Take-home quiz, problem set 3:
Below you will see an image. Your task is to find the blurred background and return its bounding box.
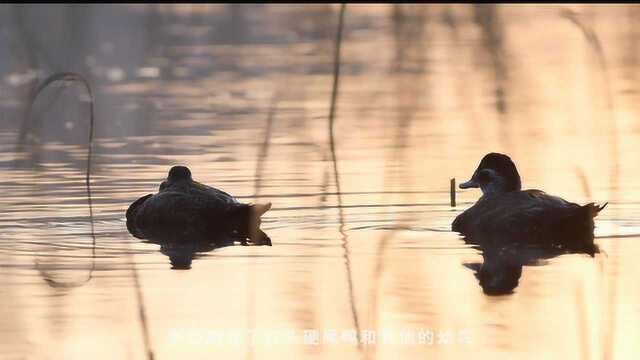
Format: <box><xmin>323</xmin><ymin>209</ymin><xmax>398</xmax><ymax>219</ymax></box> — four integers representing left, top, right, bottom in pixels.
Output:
<box><xmin>0</xmin><ymin>4</ymin><xmax>638</xmax><ymax>359</ymax></box>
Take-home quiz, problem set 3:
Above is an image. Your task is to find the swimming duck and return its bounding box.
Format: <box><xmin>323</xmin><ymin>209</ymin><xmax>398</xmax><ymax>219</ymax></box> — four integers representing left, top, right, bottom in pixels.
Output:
<box><xmin>452</xmin><ymin>153</ymin><xmax>605</xmax><ymax>252</ymax></box>
<box><xmin>126</xmin><ymin>166</ymin><xmax>272</xmax><ymax>245</ymax></box>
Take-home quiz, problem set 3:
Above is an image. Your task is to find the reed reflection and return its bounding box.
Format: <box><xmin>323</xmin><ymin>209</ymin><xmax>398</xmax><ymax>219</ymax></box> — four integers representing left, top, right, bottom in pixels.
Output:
<box><xmin>473</xmin><ymin>4</ymin><xmax>507</xmax><ymax>115</ymax></box>
<box><xmin>23</xmin><ymin>73</ymin><xmax>97</xmax><ymax>289</ymax></box>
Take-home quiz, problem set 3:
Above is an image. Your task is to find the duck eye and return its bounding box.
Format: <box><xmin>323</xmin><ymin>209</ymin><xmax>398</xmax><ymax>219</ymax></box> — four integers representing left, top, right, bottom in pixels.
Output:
<box><xmin>477</xmin><ymin>169</ymin><xmax>492</xmax><ymax>182</ymax></box>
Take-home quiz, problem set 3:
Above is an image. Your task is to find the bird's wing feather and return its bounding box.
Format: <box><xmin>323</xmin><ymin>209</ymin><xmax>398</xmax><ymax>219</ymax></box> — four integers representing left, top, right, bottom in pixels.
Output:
<box><xmin>454</xmin><ymin>190</ymin><xmax>580</xmax><ymax>239</ymax></box>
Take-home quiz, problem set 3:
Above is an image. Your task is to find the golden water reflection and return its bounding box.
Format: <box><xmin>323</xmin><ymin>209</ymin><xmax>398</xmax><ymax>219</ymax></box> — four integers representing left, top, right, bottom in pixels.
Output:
<box><xmin>0</xmin><ymin>4</ymin><xmax>639</xmax><ymax>360</ymax></box>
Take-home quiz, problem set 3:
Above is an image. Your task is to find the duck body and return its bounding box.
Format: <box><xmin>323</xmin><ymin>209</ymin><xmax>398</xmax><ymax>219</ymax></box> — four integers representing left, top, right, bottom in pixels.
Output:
<box><xmin>453</xmin><ymin>189</ymin><xmax>602</xmax><ymax>252</ymax></box>
<box><xmin>126</xmin><ymin>166</ymin><xmax>271</xmax><ymax>245</ymax></box>
<box><xmin>452</xmin><ymin>153</ymin><xmax>605</xmax><ymax>253</ymax></box>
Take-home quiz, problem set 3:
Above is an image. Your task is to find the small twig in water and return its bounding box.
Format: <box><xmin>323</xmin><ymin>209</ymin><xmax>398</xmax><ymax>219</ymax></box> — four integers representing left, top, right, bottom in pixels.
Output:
<box><xmin>450</xmin><ymin>178</ymin><xmax>456</xmax><ymax>207</ymax></box>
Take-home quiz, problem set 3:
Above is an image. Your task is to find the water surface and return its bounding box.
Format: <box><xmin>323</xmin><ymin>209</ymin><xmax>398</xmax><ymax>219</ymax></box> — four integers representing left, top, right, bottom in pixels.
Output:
<box><xmin>0</xmin><ymin>4</ymin><xmax>639</xmax><ymax>359</ymax></box>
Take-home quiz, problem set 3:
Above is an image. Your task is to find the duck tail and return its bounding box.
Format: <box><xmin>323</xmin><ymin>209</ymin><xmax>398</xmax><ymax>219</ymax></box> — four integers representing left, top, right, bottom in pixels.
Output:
<box><xmin>251</xmin><ymin>202</ymin><xmax>272</xmax><ymax>217</ymax></box>
<box><xmin>240</xmin><ymin>202</ymin><xmax>272</xmax><ymax>245</ymax></box>
<box><xmin>585</xmin><ymin>202</ymin><xmax>607</xmax><ymax>218</ymax></box>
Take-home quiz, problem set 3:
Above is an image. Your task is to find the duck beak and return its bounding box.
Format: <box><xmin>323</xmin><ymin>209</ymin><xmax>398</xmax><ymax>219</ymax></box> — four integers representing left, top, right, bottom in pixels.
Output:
<box><xmin>459</xmin><ymin>179</ymin><xmax>479</xmax><ymax>189</ymax></box>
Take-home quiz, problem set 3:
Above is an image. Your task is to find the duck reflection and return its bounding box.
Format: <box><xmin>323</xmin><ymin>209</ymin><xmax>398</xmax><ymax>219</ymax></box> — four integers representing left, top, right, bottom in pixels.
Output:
<box><xmin>144</xmin><ymin>236</ymin><xmax>240</xmax><ymax>270</ymax></box>
<box><xmin>137</xmin><ymin>230</ymin><xmax>270</xmax><ymax>270</ymax></box>
<box><xmin>463</xmin><ymin>234</ymin><xmax>598</xmax><ymax>295</ymax></box>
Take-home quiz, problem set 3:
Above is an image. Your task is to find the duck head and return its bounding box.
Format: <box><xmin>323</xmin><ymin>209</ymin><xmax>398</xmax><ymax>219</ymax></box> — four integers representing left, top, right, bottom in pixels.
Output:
<box><xmin>459</xmin><ymin>153</ymin><xmax>521</xmax><ymax>195</ymax></box>
<box><xmin>167</xmin><ymin>165</ymin><xmax>192</xmax><ymax>182</ymax></box>
<box><xmin>160</xmin><ymin>166</ymin><xmax>193</xmax><ymax>190</ymax></box>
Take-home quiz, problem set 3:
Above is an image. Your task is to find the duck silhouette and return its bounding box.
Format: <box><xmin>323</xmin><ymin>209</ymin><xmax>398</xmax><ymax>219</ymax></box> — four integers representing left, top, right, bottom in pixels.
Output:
<box><xmin>127</xmin><ymin>166</ymin><xmax>272</xmax><ymax>246</ymax></box>
<box><xmin>453</xmin><ymin>153</ymin><xmax>606</xmax><ymax>253</ymax></box>
<box><xmin>453</xmin><ymin>153</ymin><xmax>607</xmax><ymax>295</ymax></box>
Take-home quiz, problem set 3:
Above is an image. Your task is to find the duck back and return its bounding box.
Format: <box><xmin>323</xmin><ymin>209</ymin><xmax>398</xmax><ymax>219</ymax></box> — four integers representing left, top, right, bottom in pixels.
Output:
<box><xmin>453</xmin><ymin>190</ymin><xmax>603</xmax><ymax>252</ymax></box>
<box><xmin>126</xmin><ymin>189</ymin><xmax>249</xmax><ymax>242</ymax></box>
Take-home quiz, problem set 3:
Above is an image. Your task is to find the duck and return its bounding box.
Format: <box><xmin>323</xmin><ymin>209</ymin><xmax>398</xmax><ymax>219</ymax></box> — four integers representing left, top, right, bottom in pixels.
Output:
<box><xmin>126</xmin><ymin>165</ymin><xmax>272</xmax><ymax>245</ymax></box>
<box><xmin>452</xmin><ymin>153</ymin><xmax>605</xmax><ymax>253</ymax></box>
